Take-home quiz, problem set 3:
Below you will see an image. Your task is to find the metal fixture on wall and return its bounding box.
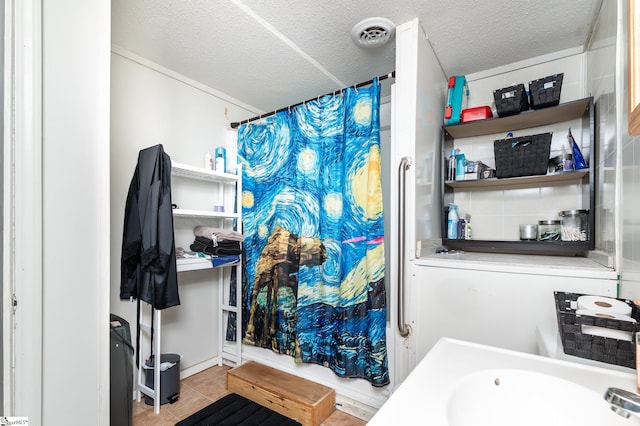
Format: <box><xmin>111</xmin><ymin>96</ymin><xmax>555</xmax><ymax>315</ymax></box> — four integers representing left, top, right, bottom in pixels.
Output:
<box><xmin>397</xmin><ymin>157</ymin><xmax>412</xmax><ymax>338</ymax></box>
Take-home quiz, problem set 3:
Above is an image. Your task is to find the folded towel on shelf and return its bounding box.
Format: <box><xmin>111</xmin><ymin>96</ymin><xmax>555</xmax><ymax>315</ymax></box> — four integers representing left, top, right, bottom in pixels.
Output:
<box><xmin>193</xmin><ymin>226</ymin><xmax>244</xmax><ymax>243</ymax></box>
<box><xmin>211</xmin><ymin>255</ymin><xmax>241</xmax><ymax>268</ymax></box>
<box><xmin>190</xmin><ymin>236</ymin><xmax>242</xmax><ymax>256</ymax></box>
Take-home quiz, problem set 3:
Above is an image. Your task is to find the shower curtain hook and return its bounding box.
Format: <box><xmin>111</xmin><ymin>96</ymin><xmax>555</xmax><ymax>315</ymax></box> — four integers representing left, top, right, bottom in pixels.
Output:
<box><xmin>354</xmin><ymin>84</ymin><xmax>359</xmax><ymax>94</ymax></box>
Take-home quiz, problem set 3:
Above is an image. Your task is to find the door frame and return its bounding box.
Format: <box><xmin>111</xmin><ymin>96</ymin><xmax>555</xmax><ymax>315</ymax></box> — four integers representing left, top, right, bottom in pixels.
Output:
<box><xmin>3</xmin><ymin>0</ymin><xmax>43</xmax><ymax>421</ymax></box>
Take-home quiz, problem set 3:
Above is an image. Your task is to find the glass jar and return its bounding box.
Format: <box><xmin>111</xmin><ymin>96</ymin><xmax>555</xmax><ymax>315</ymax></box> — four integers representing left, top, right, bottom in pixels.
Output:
<box><xmin>538</xmin><ymin>220</ymin><xmax>561</xmax><ymax>241</ymax></box>
<box><xmin>559</xmin><ymin>209</ymin><xmax>588</xmax><ymax>241</ymax></box>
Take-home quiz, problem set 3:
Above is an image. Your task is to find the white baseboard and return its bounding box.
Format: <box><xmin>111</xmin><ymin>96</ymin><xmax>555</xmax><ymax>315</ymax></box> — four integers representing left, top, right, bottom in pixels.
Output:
<box><xmin>179</xmin><ymin>356</ymin><xmax>221</xmax><ymax>380</ymax></box>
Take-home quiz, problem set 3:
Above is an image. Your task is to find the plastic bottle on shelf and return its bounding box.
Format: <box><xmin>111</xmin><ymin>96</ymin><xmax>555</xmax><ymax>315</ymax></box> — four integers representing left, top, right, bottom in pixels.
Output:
<box><xmin>568</xmin><ymin>128</ymin><xmax>587</xmax><ymax>169</ymax></box>
<box><xmin>465</xmin><ymin>214</ymin><xmax>472</xmax><ymax>240</ymax></box>
<box><xmin>205</xmin><ymin>151</ymin><xmax>213</xmax><ymax>170</ymax></box>
<box><xmin>447</xmin><ymin>149</ymin><xmax>457</xmax><ymax>181</ymax></box>
<box><xmin>447</xmin><ymin>203</ymin><xmax>459</xmax><ymax>239</ymax></box>
<box><xmin>215</xmin><ymin>152</ymin><xmax>225</xmax><ymax>172</ymax></box>
<box><xmin>457</xmin><ymin>218</ymin><xmax>466</xmax><ymax>239</ymax></box>
<box><xmin>455</xmin><ymin>152</ymin><xmax>465</xmax><ymax>181</ymax></box>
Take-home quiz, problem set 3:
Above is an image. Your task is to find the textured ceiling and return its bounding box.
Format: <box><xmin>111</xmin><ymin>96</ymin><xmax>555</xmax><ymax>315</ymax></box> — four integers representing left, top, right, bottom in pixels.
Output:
<box><xmin>112</xmin><ymin>0</ymin><xmax>602</xmax><ymax>114</ymax></box>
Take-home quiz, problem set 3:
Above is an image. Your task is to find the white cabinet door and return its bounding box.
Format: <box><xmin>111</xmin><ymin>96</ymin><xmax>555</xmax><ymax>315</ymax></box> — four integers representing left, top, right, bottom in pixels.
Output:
<box><xmin>409</xmin><ymin>264</ymin><xmax>617</xmax><ymax>367</ymax></box>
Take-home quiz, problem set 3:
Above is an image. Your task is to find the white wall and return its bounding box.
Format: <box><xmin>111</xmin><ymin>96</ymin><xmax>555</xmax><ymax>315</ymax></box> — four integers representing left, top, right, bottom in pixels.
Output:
<box><xmin>41</xmin><ymin>0</ymin><xmax>110</xmax><ymax>423</ymax></box>
<box><xmin>110</xmin><ymin>49</ymin><xmax>257</xmax><ymax>373</ymax></box>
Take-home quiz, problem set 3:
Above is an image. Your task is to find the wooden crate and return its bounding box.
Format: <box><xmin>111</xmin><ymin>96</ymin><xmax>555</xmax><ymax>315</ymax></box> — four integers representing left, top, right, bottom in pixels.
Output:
<box><xmin>227</xmin><ymin>361</ymin><xmax>336</xmax><ymax>426</ymax></box>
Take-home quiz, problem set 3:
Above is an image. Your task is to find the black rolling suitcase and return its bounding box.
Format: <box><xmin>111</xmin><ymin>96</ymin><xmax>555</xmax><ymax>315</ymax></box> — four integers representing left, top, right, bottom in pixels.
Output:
<box><xmin>110</xmin><ymin>314</ymin><xmax>134</xmax><ymax>426</ymax></box>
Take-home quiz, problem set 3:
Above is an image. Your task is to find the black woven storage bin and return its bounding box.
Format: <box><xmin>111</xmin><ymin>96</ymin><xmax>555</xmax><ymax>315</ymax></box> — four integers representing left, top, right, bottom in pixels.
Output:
<box><xmin>493</xmin><ymin>132</ymin><xmax>552</xmax><ymax>178</ymax></box>
<box><xmin>529</xmin><ymin>73</ymin><xmax>564</xmax><ymax>109</ymax></box>
<box><xmin>554</xmin><ymin>291</ymin><xmax>640</xmax><ymax>369</ymax></box>
<box><xmin>493</xmin><ymin>83</ymin><xmax>529</xmax><ymax>117</ymax></box>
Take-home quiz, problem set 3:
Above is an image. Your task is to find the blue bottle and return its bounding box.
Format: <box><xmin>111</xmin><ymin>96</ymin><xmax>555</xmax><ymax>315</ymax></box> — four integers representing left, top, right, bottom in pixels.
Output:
<box><xmin>455</xmin><ymin>153</ymin><xmax>466</xmax><ymax>181</ymax></box>
<box><xmin>447</xmin><ymin>203</ymin><xmax>459</xmax><ymax>239</ymax></box>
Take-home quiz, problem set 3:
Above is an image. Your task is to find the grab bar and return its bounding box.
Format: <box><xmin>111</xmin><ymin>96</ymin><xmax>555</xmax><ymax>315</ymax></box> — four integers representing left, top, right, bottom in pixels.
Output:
<box><xmin>397</xmin><ymin>157</ymin><xmax>412</xmax><ymax>338</ymax></box>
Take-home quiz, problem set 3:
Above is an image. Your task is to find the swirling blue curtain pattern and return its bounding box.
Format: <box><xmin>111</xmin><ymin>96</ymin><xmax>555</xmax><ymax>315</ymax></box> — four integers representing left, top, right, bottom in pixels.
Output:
<box><xmin>238</xmin><ymin>78</ymin><xmax>388</xmax><ymax>387</ymax></box>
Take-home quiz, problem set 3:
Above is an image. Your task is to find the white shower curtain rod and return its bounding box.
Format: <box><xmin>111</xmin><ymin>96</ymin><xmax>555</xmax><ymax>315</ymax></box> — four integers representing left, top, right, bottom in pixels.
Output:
<box><xmin>230</xmin><ymin>71</ymin><xmax>395</xmax><ymax>129</ymax></box>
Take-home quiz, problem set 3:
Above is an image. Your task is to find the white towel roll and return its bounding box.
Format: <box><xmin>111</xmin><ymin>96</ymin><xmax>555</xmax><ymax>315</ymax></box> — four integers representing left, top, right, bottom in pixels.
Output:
<box><xmin>575</xmin><ymin>309</ymin><xmax>636</xmax><ymax>323</ymax></box>
<box><xmin>576</xmin><ymin>295</ymin><xmax>632</xmax><ymax>316</ymax></box>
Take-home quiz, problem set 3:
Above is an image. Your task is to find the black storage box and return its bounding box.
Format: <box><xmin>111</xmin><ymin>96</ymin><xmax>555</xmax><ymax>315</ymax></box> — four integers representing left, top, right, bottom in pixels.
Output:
<box><xmin>529</xmin><ymin>73</ymin><xmax>564</xmax><ymax>109</ymax></box>
<box><xmin>144</xmin><ymin>353</ymin><xmax>181</xmax><ymax>405</ymax></box>
<box><xmin>554</xmin><ymin>291</ymin><xmax>640</xmax><ymax>369</ymax></box>
<box><xmin>493</xmin><ymin>83</ymin><xmax>529</xmax><ymax>117</ymax></box>
<box><xmin>493</xmin><ymin>132</ymin><xmax>552</xmax><ymax>178</ymax></box>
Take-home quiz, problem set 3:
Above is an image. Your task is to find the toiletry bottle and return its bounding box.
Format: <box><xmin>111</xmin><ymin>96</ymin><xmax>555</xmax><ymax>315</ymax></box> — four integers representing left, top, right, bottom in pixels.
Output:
<box><xmin>568</xmin><ymin>128</ymin><xmax>587</xmax><ymax>169</ymax></box>
<box><xmin>455</xmin><ymin>152</ymin><xmax>466</xmax><ymax>181</ymax></box>
<box><xmin>205</xmin><ymin>151</ymin><xmax>213</xmax><ymax>170</ymax></box>
<box><xmin>447</xmin><ymin>203</ymin><xmax>459</xmax><ymax>239</ymax></box>
<box><xmin>447</xmin><ymin>149</ymin><xmax>457</xmax><ymax>181</ymax></box>
<box><xmin>215</xmin><ymin>152</ymin><xmax>225</xmax><ymax>172</ymax></box>
<box><xmin>465</xmin><ymin>214</ymin><xmax>472</xmax><ymax>240</ymax></box>
<box><xmin>458</xmin><ymin>218</ymin><xmax>466</xmax><ymax>240</ymax></box>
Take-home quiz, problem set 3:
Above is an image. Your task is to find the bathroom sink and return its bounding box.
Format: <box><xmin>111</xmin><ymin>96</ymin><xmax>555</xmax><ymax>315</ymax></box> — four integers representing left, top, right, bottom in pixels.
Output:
<box><xmin>369</xmin><ymin>338</ymin><xmax>638</xmax><ymax>425</ymax></box>
<box><xmin>447</xmin><ymin>369</ymin><xmax>629</xmax><ymax>425</ymax></box>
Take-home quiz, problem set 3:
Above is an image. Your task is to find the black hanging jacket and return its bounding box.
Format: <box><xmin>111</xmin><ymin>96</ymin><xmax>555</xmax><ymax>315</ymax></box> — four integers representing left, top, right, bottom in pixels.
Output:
<box><xmin>120</xmin><ymin>144</ymin><xmax>180</xmax><ymax>309</ymax></box>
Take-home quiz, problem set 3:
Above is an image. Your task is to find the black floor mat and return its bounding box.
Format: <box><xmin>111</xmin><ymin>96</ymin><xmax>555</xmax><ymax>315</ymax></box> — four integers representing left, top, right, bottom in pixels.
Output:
<box><xmin>175</xmin><ymin>393</ymin><xmax>301</xmax><ymax>426</ymax></box>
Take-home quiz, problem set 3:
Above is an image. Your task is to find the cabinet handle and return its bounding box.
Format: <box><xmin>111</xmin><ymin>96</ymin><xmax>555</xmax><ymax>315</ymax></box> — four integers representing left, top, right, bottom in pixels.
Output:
<box><xmin>397</xmin><ymin>157</ymin><xmax>412</xmax><ymax>338</ymax></box>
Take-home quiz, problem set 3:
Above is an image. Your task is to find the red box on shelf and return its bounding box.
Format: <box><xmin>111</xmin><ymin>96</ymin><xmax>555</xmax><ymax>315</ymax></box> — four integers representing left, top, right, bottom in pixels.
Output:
<box><xmin>461</xmin><ymin>106</ymin><xmax>493</xmax><ymax>123</ymax></box>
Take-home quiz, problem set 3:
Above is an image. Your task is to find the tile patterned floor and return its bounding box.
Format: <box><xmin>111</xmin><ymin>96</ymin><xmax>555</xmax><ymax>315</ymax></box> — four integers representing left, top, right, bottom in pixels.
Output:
<box><xmin>132</xmin><ymin>365</ymin><xmax>367</xmax><ymax>425</ymax></box>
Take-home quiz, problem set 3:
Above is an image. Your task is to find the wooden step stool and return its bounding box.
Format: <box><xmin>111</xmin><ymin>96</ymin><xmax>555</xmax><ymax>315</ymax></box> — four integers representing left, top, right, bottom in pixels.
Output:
<box><xmin>227</xmin><ymin>360</ymin><xmax>336</xmax><ymax>426</ymax></box>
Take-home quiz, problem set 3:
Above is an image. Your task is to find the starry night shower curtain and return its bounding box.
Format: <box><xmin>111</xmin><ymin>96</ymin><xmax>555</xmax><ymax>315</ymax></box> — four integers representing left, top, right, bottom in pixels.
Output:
<box><xmin>237</xmin><ymin>79</ymin><xmax>389</xmax><ymax>387</ymax></box>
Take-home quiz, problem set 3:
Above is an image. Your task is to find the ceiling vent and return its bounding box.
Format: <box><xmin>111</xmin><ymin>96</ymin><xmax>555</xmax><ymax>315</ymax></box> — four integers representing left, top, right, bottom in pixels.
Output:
<box><xmin>351</xmin><ymin>17</ymin><xmax>395</xmax><ymax>48</ymax></box>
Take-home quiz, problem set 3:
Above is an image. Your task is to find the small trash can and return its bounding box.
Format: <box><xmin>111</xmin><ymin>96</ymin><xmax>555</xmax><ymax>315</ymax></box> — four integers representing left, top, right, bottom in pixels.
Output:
<box><xmin>143</xmin><ymin>353</ymin><xmax>181</xmax><ymax>405</ymax></box>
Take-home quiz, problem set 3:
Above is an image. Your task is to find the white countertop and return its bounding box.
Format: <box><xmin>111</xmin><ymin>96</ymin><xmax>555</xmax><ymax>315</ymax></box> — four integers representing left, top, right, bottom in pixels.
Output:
<box><xmin>368</xmin><ymin>337</ymin><xmax>635</xmax><ymax>426</ymax></box>
<box><xmin>414</xmin><ymin>251</ymin><xmax>617</xmax><ymax>280</ymax></box>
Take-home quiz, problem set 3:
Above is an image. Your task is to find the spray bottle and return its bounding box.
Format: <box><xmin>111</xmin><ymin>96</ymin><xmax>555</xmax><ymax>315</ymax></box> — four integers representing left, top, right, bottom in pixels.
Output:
<box><xmin>447</xmin><ymin>203</ymin><xmax>459</xmax><ymax>239</ymax></box>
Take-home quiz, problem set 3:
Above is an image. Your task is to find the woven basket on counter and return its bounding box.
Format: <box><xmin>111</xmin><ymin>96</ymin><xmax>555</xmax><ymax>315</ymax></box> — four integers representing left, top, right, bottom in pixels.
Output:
<box><xmin>554</xmin><ymin>291</ymin><xmax>640</xmax><ymax>369</ymax></box>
